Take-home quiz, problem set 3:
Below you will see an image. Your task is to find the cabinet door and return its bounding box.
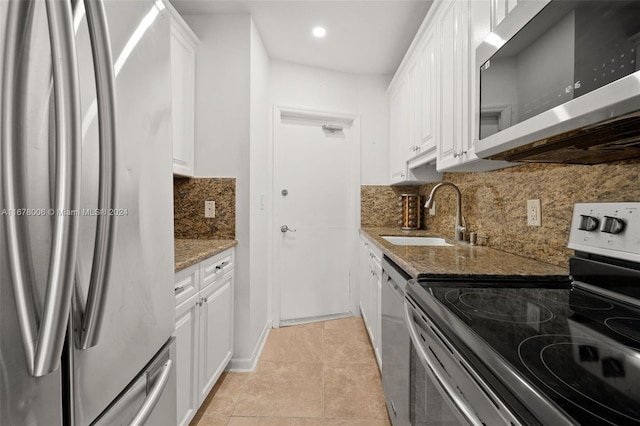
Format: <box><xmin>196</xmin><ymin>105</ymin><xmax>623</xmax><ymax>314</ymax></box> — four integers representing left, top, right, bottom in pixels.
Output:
<box><xmin>491</xmin><ymin>0</ymin><xmax>519</xmax><ymax>30</ymax></box>
<box><xmin>389</xmin><ymin>79</ymin><xmax>408</xmax><ymax>183</ymax></box>
<box><xmin>198</xmin><ymin>272</ymin><xmax>234</xmax><ymax>404</ymax></box>
<box><xmin>372</xmin><ymin>260</ymin><xmax>382</xmax><ymax>370</ymax></box>
<box><xmin>170</xmin><ymin>12</ymin><xmax>198</xmax><ymax>177</ymax></box>
<box><xmin>406</xmin><ymin>58</ymin><xmax>421</xmax><ymax>159</ymax></box>
<box><xmin>436</xmin><ymin>0</ymin><xmax>469</xmax><ymax>170</ymax></box>
<box><xmin>419</xmin><ymin>30</ymin><xmax>438</xmax><ymax>155</ymax></box>
<box><xmin>492</xmin><ymin>0</ymin><xmax>507</xmax><ymax>29</ymax></box>
<box><xmin>175</xmin><ymin>294</ymin><xmax>200</xmax><ymax>426</ymax></box>
<box><xmin>437</xmin><ymin>0</ymin><xmax>514</xmax><ymax>172</ymax></box>
<box><xmin>359</xmin><ymin>238</ymin><xmax>372</xmax><ymax>330</ymax></box>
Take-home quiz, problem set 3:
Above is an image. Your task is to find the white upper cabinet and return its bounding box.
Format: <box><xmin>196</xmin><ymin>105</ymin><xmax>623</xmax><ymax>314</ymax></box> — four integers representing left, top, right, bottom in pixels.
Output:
<box><xmin>435</xmin><ymin>0</ymin><xmax>514</xmax><ymax>172</ymax></box>
<box><xmin>389</xmin><ymin>0</ymin><xmax>514</xmax><ymax>176</ymax></box>
<box><xmin>389</xmin><ymin>79</ymin><xmax>409</xmax><ymax>184</ymax></box>
<box><xmin>405</xmin><ymin>58</ymin><xmax>420</xmax><ymax>159</ymax></box>
<box><xmin>436</xmin><ymin>0</ymin><xmax>468</xmax><ymax>171</ymax></box>
<box><xmin>166</xmin><ymin>1</ymin><xmax>199</xmax><ymax>177</ymax></box>
<box><xmin>491</xmin><ymin>0</ymin><xmax>519</xmax><ymax>30</ymax></box>
<box><xmin>387</xmin><ymin>14</ymin><xmax>443</xmax><ymax>185</ymax></box>
<box><xmin>418</xmin><ymin>30</ymin><xmax>438</xmax><ymax>158</ymax></box>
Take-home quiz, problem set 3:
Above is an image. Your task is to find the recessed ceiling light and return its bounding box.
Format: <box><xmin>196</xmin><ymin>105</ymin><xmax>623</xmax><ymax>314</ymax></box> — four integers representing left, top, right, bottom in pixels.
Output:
<box><xmin>312</xmin><ymin>26</ymin><xmax>326</xmax><ymax>38</ymax></box>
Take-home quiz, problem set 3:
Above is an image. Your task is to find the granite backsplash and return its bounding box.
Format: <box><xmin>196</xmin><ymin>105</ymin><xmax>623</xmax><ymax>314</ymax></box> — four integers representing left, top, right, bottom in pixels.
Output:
<box><xmin>174</xmin><ymin>177</ymin><xmax>236</xmax><ymax>239</ymax></box>
<box><xmin>362</xmin><ymin>159</ymin><xmax>640</xmax><ymax>268</ymax></box>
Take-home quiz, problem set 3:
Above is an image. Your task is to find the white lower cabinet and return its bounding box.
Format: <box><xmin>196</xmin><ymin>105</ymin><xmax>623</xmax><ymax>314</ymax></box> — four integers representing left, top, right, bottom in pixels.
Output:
<box><xmin>359</xmin><ymin>238</ymin><xmax>372</xmax><ymax>328</ymax></box>
<box><xmin>198</xmin><ymin>272</ymin><xmax>234</xmax><ymax>404</ymax></box>
<box><xmin>174</xmin><ymin>248</ymin><xmax>235</xmax><ymax>426</ymax></box>
<box><xmin>371</xmin><ymin>257</ymin><xmax>382</xmax><ymax>368</ymax></box>
<box><xmin>175</xmin><ymin>293</ymin><xmax>199</xmax><ymax>426</ymax></box>
<box><xmin>358</xmin><ymin>234</ymin><xmax>382</xmax><ymax>370</ymax></box>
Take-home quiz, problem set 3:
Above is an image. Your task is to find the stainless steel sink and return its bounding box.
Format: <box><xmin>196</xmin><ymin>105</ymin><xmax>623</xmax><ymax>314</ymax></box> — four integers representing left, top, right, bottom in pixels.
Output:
<box><xmin>381</xmin><ymin>236</ymin><xmax>453</xmax><ymax>246</ymax></box>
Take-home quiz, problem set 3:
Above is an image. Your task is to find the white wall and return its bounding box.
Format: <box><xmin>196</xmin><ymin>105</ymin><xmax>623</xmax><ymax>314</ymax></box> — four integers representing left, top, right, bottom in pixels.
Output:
<box><xmin>248</xmin><ymin>18</ymin><xmax>270</xmax><ymax>360</ymax></box>
<box><xmin>269</xmin><ymin>61</ymin><xmax>391</xmax><ymax>185</ymax></box>
<box><xmin>186</xmin><ymin>14</ymin><xmax>270</xmax><ymax>368</ymax></box>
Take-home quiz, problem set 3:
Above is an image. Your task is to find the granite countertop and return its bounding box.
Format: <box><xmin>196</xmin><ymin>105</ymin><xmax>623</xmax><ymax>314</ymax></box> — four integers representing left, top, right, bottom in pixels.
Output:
<box><xmin>175</xmin><ymin>239</ymin><xmax>237</xmax><ymax>272</ymax></box>
<box><xmin>361</xmin><ymin>228</ymin><xmax>568</xmax><ymax>280</ymax></box>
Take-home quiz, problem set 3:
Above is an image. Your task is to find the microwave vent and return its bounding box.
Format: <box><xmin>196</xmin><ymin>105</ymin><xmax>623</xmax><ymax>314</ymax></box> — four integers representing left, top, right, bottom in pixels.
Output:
<box><xmin>486</xmin><ymin>111</ymin><xmax>640</xmax><ymax>165</ymax></box>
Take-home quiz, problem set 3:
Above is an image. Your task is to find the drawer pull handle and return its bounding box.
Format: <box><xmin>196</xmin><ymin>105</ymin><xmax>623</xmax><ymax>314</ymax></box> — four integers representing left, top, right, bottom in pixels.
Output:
<box><xmin>215</xmin><ymin>261</ymin><xmax>229</xmax><ymax>271</ymax></box>
<box><xmin>174</xmin><ymin>286</ymin><xmax>186</xmax><ymax>295</ymax></box>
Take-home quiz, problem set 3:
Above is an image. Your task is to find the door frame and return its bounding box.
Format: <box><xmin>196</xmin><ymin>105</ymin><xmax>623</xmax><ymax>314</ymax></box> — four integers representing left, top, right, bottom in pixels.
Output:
<box><xmin>269</xmin><ymin>105</ymin><xmax>361</xmax><ymax>328</ymax></box>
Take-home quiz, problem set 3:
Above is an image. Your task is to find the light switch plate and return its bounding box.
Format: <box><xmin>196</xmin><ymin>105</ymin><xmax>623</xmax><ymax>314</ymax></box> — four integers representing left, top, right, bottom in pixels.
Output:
<box><xmin>205</xmin><ymin>201</ymin><xmax>215</xmax><ymax>218</ymax></box>
<box><xmin>527</xmin><ymin>199</ymin><xmax>541</xmax><ymax>226</ymax></box>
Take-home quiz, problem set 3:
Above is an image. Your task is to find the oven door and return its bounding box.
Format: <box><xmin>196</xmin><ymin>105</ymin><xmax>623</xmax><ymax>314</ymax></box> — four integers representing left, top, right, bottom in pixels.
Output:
<box><xmin>405</xmin><ymin>297</ymin><xmax>523</xmax><ymax>426</ymax></box>
<box><xmin>408</xmin><ymin>340</ymin><xmax>462</xmax><ymax>425</ymax></box>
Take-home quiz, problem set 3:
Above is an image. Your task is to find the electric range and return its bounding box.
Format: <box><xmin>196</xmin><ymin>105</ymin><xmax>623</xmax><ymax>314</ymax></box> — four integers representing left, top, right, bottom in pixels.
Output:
<box><xmin>406</xmin><ymin>202</ymin><xmax>640</xmax><ymax>425</ymax></box>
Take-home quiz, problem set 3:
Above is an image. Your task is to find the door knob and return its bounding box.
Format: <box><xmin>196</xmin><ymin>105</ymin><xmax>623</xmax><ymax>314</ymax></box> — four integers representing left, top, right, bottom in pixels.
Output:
<box><xmin>281</xmin><ymin>225</ymin><xmax>296</xmax><ymax>233</ymax></box>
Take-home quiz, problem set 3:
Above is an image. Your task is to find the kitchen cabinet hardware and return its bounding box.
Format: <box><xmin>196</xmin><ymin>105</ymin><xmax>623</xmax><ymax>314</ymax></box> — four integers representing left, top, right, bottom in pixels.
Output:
<box><xmin>175</xmin><ymin>286</ymin><xmax>186</xmax><ymax>295</ymax></box>
<box><xmin>214</xmin><ymin>261</ymin><xmax>228</xmax><ymax>271</ymax></box>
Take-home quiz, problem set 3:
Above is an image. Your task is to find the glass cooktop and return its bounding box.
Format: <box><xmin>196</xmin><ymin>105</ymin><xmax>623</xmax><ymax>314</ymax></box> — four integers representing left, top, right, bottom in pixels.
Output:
<box><xmin>408</xmin><ymin>281</ymin><xmax>640</xmax><ymax>425</ymax></box>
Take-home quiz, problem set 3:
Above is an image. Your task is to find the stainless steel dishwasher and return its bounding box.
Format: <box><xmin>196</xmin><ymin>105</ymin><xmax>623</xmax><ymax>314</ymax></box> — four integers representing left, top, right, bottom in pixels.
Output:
<box><xmin>383</xmin><ymin>256</ymin><xmax>464</xmax><ymax>426</ymax></box>
<box><xmin>381</xmin><ymin>256</ymin><xmax>411</xmax><ymax>425</ymax></box>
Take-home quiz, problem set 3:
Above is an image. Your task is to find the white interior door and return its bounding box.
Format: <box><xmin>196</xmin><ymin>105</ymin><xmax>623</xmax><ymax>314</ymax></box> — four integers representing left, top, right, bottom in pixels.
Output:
<box><xmin>277</xmin><ymin>116</ymin><xmax>354</xmax><ymax>323</ymax></box>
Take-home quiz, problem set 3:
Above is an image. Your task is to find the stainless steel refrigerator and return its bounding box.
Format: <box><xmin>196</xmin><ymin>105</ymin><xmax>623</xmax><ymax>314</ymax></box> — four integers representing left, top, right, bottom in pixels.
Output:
<box><xmin>1</xmin><ymin>0</ymin><xmax>176</xmax><ymax>424</ymax></box>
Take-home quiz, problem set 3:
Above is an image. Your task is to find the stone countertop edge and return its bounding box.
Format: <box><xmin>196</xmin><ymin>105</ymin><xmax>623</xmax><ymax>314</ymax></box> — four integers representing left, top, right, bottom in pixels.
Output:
<box><xmin>175</xmin><ymin>239</ymin><xmax>238</xmax><ymax>272</ymax></box>
<box><xmin>360</xmin><ymin>228</ymin><xmax>568</xmax><ymax>280</ymax></box>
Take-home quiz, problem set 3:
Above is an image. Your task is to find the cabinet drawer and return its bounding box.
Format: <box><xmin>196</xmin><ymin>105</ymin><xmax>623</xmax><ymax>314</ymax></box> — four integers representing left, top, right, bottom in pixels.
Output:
<box><xmin>200</xmin><ymin>249</ymin><xmax>234</xmax><ymax>289</ymax></box>
<box><xmin>175</xmin><ymin>264</ymin><xmax>199</xmax><ymax>306</ymax></box>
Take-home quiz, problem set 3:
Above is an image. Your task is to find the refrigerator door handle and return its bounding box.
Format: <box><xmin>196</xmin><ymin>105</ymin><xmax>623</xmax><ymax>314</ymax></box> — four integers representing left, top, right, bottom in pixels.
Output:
<box><xmin>129</xmin><ymin>359</ymin><xmax>174</xmax><ymax>426</ymax></box>
<box><xmin>34</xmin><ymin>0</ymin><xmax>83</xmax><ymax>378</ymax></box>
<box><xmin>76</xmin><ymin>0</ymin><xmax>118</xmax><ymax>350</ymax></box>
<box><xmin>1</xmin><ymin>0</ymin><xmax>82</xmax><ymax>378</ymax></box>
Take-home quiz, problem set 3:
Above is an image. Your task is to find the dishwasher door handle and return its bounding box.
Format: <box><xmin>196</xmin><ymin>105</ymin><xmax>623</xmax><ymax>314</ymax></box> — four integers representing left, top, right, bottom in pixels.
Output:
<box><xmin>404</xmin><ymin>301</ymin><xmax>485</xmax><ymax>426</ymax></box>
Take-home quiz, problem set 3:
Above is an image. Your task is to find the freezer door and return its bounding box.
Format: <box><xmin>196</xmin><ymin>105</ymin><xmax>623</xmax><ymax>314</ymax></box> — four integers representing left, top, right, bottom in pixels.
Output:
<box><xmin>93</xmin><ymin>338</ymin><xmax>176</xmax><ymax>426</ymax></box>
<box><xmin>70</xmin><ymin>1</ymin><xmax>175</xmax><ymax>424</ymax></box>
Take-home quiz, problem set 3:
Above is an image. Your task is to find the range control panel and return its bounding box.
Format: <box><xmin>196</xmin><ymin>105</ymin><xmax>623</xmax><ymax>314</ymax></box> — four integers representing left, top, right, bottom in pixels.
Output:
<box><xmin>568</xmin><ymin>203</ymin><xmax>640</xmax><ymax>263</ymax></box>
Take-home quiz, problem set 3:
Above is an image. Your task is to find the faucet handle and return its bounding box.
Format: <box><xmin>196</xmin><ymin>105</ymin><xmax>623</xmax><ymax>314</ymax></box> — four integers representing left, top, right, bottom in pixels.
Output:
<box><xmin>457</xmin><ymin>216</ymin><xmax>468</xmax><ymax>241</ymax></box>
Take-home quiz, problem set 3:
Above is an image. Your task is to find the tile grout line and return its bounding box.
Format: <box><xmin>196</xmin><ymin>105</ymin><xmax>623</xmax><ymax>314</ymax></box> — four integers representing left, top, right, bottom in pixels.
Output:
<box><xmin>229</xmin><ymin>370</ymin><xmax>252</xmax><ymax>420</ymax></box>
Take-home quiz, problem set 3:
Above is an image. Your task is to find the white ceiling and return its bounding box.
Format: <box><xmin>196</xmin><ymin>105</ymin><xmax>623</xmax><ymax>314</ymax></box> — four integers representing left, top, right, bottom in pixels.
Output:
<box><xmin>171</xmin><ymin>0</ymin><xmax>433</xmax><ymax>75</ymax></box>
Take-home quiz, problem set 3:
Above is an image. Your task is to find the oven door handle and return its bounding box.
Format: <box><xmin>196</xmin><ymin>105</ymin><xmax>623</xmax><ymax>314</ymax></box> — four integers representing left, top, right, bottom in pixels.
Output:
<box><xmin>404</xmin><ymin>300</ymin><xmax>484</xmax><ymax>426</ymax></box>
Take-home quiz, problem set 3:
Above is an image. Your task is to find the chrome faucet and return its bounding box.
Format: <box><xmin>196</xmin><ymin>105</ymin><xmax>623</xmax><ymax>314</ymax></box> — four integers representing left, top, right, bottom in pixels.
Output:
<box><xmin>424</xmin><ymin>182</ymin><xmax>466</xmax><ymax>241</ymax></box>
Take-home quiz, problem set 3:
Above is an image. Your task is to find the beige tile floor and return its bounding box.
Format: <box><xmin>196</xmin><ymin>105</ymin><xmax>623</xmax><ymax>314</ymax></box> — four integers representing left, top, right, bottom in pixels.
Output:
<box><xmin>190</xmin><ymin>317</ymin><xmax>391</xmax><ymax>426</ymax></box>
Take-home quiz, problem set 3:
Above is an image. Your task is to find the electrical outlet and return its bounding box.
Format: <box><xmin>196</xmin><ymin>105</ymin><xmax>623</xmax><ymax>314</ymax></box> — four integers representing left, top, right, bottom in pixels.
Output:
<box><xmin>429</xmin><ymin>201</ymin><xmax>436</xmax><ymax>216</ymax></box>
<box><xmin>527</xmin><ymin>199</ymin><xmax>541</xmax><ymax>226</ymax></box>
<box><xmin>205</xmin><ymin>201</ymin><xmax>215</xmax><ymax>218</ymax></box>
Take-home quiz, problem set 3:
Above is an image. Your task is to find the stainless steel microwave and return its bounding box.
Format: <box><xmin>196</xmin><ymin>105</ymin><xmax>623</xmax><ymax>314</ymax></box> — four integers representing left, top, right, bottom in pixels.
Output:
<box><xmin>475</xmin><ymin>0</ymin><xmax>640</xmax><ymax>165</ymax></box>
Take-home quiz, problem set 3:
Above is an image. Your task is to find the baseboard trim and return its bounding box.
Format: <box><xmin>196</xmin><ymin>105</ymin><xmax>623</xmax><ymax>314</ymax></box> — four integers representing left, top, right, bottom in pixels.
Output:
<box><xmin>279</xmin><ymin>311</ymin><xmax>354</xmax><ymax>327</ymax></box>
<box><xmin>227</xmin><ymin>320</ymin><xmax>272</xmax><ymax>372</ymax></box>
